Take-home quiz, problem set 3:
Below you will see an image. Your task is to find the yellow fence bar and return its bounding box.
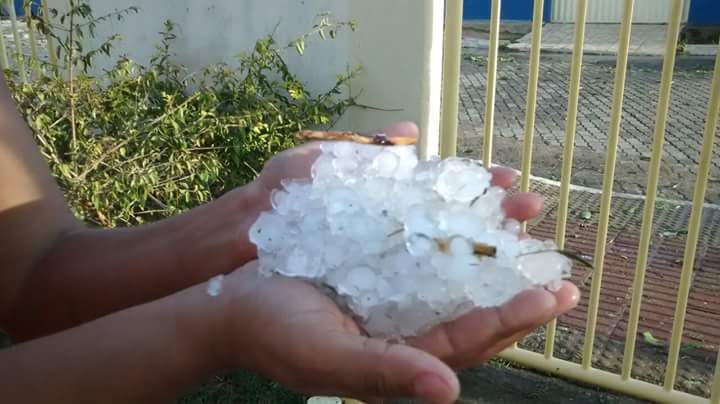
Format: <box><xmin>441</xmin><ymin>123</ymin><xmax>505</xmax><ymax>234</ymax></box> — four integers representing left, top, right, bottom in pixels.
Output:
<box><xmin>42</xmin><ymin>0</ymin><xmax>58</xmax><ymax>75</ymax></box>
<box><xmin>621</xmin><ymin>0</ymin><xmax>685</xmax><ymax>381</ymax></box>
<box><xmin>7</xmin><ymin>0</ymin><xmax>27</xmax><ymax>83</ymax></box>
<box><xmin>519</xmin><ymin>0</ymin><xmax>545</xmax><ymax>202</ymax></box>
<box><xmin>0</xmin><ymin>14</ymin><xmax>8</xmax><ymax>70</ymax></box>
<box><xmin>712</xmin><ymin>349</ymin><xmax>720</xmax><ymax>404</ymax></box>
<box><xmin>548</xmin><ymin>0</ymin><xmax>588</xmax><ymax>360</ymax></box>
<box><xmin>439</xmin><ymin>0</ymin><xmax>464</xmax><ymax>159</ymax></box>
<box><xmin>664</xmin><ymin>41</ymin><xmax>720</xmax><ymax>391</ymax></box>
<box><xmin>581</xmin><ymin>0</ymin><xmax>635</xmax><ymax>370</ymax></box>
<box><xmin>481</xmin><ymin>0</ymin><xmax>501</xmax><ymax>168</ymax></box>
<box><xmin>500</xmin><ymin>348</ymin><xmax>709</xmax><ymax>404</ymax></box>
<box><xmin>26</xmin><ymin>1</ymin><xmax>41</xmax><ymax>78</ymax></box>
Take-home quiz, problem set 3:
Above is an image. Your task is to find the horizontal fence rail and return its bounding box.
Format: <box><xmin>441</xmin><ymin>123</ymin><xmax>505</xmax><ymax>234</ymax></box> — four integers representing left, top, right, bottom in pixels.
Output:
<box><xmin>437</xmin><ymin>0</ymin><xmax>720</xmax><ymax>402</ymax></box>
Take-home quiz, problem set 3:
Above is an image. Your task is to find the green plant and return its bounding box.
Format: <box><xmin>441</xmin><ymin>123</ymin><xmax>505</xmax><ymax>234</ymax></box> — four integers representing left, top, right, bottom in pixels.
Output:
<box><xmin>32</xmin><ymin>0</ymin><xmax>139</xmax><ymax>151</ymax></box>
<box><xmin>676</xmin><ymin>37</ymin><xmax>687</xmax><ymax>54</ymax></box>
<box><xmin>464</xmin><ymin>54</ymin><xmax>487</xmax><ymax>66</ymax></box>
<box><xmin>7</xmin><ymin>3</ymin><xmax>357</xmax><ymax>227</ymax></box>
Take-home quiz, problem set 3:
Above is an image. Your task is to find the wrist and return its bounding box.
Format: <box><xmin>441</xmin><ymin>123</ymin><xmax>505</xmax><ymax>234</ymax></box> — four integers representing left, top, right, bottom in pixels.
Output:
<box><xmin>171</xmin><ymin>281</ymin><xmax>238</xmax><ymax>375</ymax></box>
<box><xmin>216</xmin><ymin>180</ymin><xmax>271</xmax><ymax>264</ymax></box>
<box><xmin>204</xmin><ymin>265</ymin><xmax>264</xmax><ymax>371</ymax></box>
<box><xmin>174</xmin><ymin>181</ymin><xmax>270</xmax><ymax>279</ymax></box>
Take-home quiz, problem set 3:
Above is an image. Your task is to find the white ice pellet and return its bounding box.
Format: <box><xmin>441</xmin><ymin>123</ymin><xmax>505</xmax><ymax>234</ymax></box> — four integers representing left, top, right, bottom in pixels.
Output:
<box><xmin>207</xmin><ymin>274</ymin><xmax>224</xmax><ymax>297</ymax></box>
<box><xmin>449</xmin><ymin>237</ymin><xmax>474</xmax><ymax>256</ymax></box>
<box><xmin>434</xmin><ymin>160</ymin><xmax>492</xmax><ymax>203</ymax></box>
<box><xmin>503</xmin><ymin>219</ymin><xmax>523</xmax><ymax>235</ymax></box>
<box><xmin>406</xmin><ymin>233</ymin><xmax>437</xmax><ymax>257</ymax></box>
<box><xmin>372</xmin><ymin>150</ymin><xmax>400</xmax><ymax>177</ymax></box>
<box><xmin>331</xmin><ymin>141</ymin><xmax>358</xmax><ymax>159</ymax></box>
<box><xmin>250</xmin><ymin>142</ymin><xmax>573</xmax><ymax>338</ymax></box>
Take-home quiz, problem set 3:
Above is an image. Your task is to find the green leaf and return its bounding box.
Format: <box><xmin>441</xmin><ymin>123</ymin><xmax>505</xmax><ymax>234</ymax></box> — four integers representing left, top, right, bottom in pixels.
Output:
<box><xmin>642</xmin><ymin>331</ymin><xmax>664</xmax><ymax>347</ymax></box>
<box><xmin>660</xmin><ymin>229</ymin><xmax>688</xmax><ymax>238</ymax></box>
<box><xmin>680</xmin><ymin>343</ymin><xmax>702</xmax><ymax>353</ymax></box>
<box><xmin>294</xmin><ymin>39</ymin><xmax>305</xmax><ymax>56</ymax></box>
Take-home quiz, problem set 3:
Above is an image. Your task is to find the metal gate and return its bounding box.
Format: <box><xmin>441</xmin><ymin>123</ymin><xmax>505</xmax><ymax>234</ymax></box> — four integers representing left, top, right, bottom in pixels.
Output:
<box><xmin>439</xmin><ymin>0</ymin><xmax>720</xmax><ymax>403</ymax></box>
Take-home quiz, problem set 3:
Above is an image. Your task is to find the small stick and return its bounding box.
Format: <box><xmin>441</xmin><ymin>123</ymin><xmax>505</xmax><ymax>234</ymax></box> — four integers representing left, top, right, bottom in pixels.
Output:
<box><xmin>431</xmin><ymin>233</ymin><xmax>591</xmax><ymax>268</ymax></box>
<box><xmin>519</xmin><ymin>249</ymin><xmax>594</xmax><ymax>269</ymax></box>
<box><xmin>473</xmin><ymin>243</ymin><xmax>498</xmax><ymax>257</ymax></box>
<box><xmin>295</xmin><ymin>130</ymin><xmax>417</xmax><ymax>146</ymax></box>
<box><xmin>430</xmin><ymin>236</ymin><xmax>498</xmax><ymax>258</ymax></box>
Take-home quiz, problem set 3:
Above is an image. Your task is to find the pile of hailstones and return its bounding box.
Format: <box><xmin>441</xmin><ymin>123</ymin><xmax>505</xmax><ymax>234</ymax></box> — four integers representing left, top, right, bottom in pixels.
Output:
<box><xmin>249</xmin><ymin>141</ymin><xmax>572</xmax><ymax>338</ymax></box>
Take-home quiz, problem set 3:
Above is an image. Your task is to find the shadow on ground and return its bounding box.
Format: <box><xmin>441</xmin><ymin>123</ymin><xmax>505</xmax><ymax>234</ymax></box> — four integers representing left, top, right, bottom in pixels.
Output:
<box><xmin>391</xmin><ymin>363</ymin><xmax>649</xmax><ymax>404</ymax></box>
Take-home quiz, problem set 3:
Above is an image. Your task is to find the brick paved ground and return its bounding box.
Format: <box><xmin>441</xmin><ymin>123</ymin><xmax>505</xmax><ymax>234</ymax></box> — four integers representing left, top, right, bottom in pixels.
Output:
<box><xmin>517</xmin><ymin>179</ymin><xmax>720</xmax><ymax>399</ymax></box>
<box><xmin>460</xmin><ymin>51</ymin><xmax>720</xmax><ymax>399</ymax></box>
<box><xmin>459</xmin><ymin>50</ymin><xmax>720</xmax><ymax>204</ymax></box>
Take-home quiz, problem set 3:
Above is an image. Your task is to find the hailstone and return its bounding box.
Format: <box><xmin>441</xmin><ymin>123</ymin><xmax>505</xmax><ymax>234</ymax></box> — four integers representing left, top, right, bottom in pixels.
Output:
<box><xmin>249</xmin><ymin>142</ymin><xmax>572</xmax><ymax>338</ymax></box>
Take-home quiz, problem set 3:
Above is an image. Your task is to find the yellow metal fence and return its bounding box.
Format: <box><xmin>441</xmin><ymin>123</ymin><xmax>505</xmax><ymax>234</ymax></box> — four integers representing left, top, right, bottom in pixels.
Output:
<box><xmin>437</xmin><ymin>0</ymin><xmax>720</xmax><ymax>403</ymax></box>
<box><xmin>0</xmin><ymin>0</ymin><xmax>56</xmax><ymax>80</ymax></box>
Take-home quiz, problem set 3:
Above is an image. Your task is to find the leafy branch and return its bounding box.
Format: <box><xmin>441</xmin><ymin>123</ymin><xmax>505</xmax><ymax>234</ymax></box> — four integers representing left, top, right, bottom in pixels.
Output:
<box><xmin>7</xmin><ymin>10</ymin><xmax>358</xmax><ymax>227</ymax></box>
<box><xmin>288</xmin><ymin>12</ymin><xmax>357</xmax><ymax>56</ymax></box>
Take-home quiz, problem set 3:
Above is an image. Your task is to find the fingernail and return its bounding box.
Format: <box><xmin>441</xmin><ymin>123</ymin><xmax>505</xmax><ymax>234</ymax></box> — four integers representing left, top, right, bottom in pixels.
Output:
<box><xmin>413</xmin><ymin>373</ymin><xmax>449</xmax><ymax>402</ymax></box>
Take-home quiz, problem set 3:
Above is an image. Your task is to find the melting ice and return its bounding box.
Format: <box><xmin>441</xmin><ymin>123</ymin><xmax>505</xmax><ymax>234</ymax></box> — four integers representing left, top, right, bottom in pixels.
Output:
<box><xmin>249</xmin><ymin>142</ymin><xmax>572</xmax><ymax>338</ymax></box>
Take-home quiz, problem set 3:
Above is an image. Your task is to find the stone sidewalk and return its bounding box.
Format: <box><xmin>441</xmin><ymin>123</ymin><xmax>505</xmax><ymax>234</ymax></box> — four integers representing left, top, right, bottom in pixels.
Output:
<box><xmin>459</xmin><ymin>50</ymin><xmax>720</xmax><ymax>204</ymax></box>
<box><xmin>518</xmin><ymin>179</ymin><xmax>720</xmax><ymax>400</ymax></box>
<box><xmin>458</xmin><ymin>48</ymin><xmax>720</xmax><ymax>401</ymax></box>
<box><xmin>507</xmin><ymin>23</ymin><xmax>718</xmax><ymax>57</ymax></box>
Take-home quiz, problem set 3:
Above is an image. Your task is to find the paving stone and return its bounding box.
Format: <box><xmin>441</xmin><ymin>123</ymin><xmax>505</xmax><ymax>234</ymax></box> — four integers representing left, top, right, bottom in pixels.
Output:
<box><xmin>459</xmin><ymin>50</ymin><xmax>719</xmax><ymax>204</ymax></box>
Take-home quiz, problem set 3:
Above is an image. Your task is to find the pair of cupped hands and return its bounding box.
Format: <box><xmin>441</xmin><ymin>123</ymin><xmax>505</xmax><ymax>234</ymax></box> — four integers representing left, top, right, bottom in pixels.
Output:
<box><xmin>218</xmin><ymin>122</ymin><xmax>579</xmax><ymax>403</ymax></box>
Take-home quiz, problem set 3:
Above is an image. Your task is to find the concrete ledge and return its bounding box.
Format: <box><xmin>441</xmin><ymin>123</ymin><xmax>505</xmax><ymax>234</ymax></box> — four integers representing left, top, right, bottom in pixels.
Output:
<box><xmin>686</xmin><ymin>44</ymin><xmax>718</xmax><ymax>56</ymax></box>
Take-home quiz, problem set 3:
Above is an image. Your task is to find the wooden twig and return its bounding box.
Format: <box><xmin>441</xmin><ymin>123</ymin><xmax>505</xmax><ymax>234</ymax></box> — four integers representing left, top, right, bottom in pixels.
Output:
<box><xmin>295</xmin><ymin>130</ymin><xmax>417</xmax><ymax>146</ymax></box>
<box><xmin>412</xmin><ymin>232</ymin><xmax>592</xmax><ymax>269</ymax></box>
<box><xmin>518</xmin><ymin>249</ymin><xmax>594</xmax><ymax>269</ymax></box>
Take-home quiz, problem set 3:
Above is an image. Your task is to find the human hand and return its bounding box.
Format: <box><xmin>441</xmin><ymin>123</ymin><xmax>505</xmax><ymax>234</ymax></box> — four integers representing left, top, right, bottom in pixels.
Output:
<box><xmin>218</xmin><ymin>265</ymin><xmax>578</xmax><ymax>404</ymax></box>
<box><xmin>252</xmin><ymin>122</ymin><xmax>421</xmax><ymax>196</ymax></box>
<box><xmin>215</xmin><ymin>146</ymin><xmax>579</xmax><ymax>402</ymax></box>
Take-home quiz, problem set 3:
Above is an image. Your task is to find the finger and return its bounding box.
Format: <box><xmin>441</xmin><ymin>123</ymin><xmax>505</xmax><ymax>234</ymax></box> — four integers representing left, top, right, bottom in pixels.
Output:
<box><xmin>455</xmin><ymin>283</ymin><xmax>581</xmax><ymax>368</ymax></box>
<box><xmin>312</xmin><ymin>333</ymin><xmax>460</xmax><ymax>403</ymax></box>
<box><xmin>463</xmin><ymin>283</ymin><xmax>580</xmax><ymax>368</ymax></box>
<box><xmin>450</xmin><ymin>328</ymin><xmax>534</xmax><ymax>370</ymax></box>
<box><xmin>381</xmin><ymin>121</ymin><xmax>419</xmax><ymax>139</ymax></box>
<box><xmin>409</xmin><ymin>282</ymin><xmax>579</xmax><ymax>368</ymax></box>
<box><xmin>502</xmin><ymin>192</ymin><xmax>543</xmax><ymax>222</ymax></box>
<box><xmin>489</xmin><ymin>166</ymin><xmax>517</xmax><ymax>189</ymax></box>
<box><xmin>257</xmin><ymin>143</ymin><xmax>323</xmax><ymax>191</ymax></box>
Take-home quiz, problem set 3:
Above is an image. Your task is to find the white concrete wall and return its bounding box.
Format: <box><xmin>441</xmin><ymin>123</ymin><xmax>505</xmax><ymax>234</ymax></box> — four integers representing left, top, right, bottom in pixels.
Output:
<box><xmin>58</xmin><ymin>0</ymin><xmax>442</xmax><ymax>154</ymax></box>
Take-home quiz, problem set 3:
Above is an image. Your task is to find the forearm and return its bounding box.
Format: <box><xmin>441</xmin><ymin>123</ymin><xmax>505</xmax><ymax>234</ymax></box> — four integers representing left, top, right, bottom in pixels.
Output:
<box><xmin>0</xmin><ymin>281</ymin><xmax>226</xmax><ymax>404</ymax></box>
<box><xmin>4</xmin><ymin>182</ymin><xmax>268</xmax><ymax>341</ymax></box>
